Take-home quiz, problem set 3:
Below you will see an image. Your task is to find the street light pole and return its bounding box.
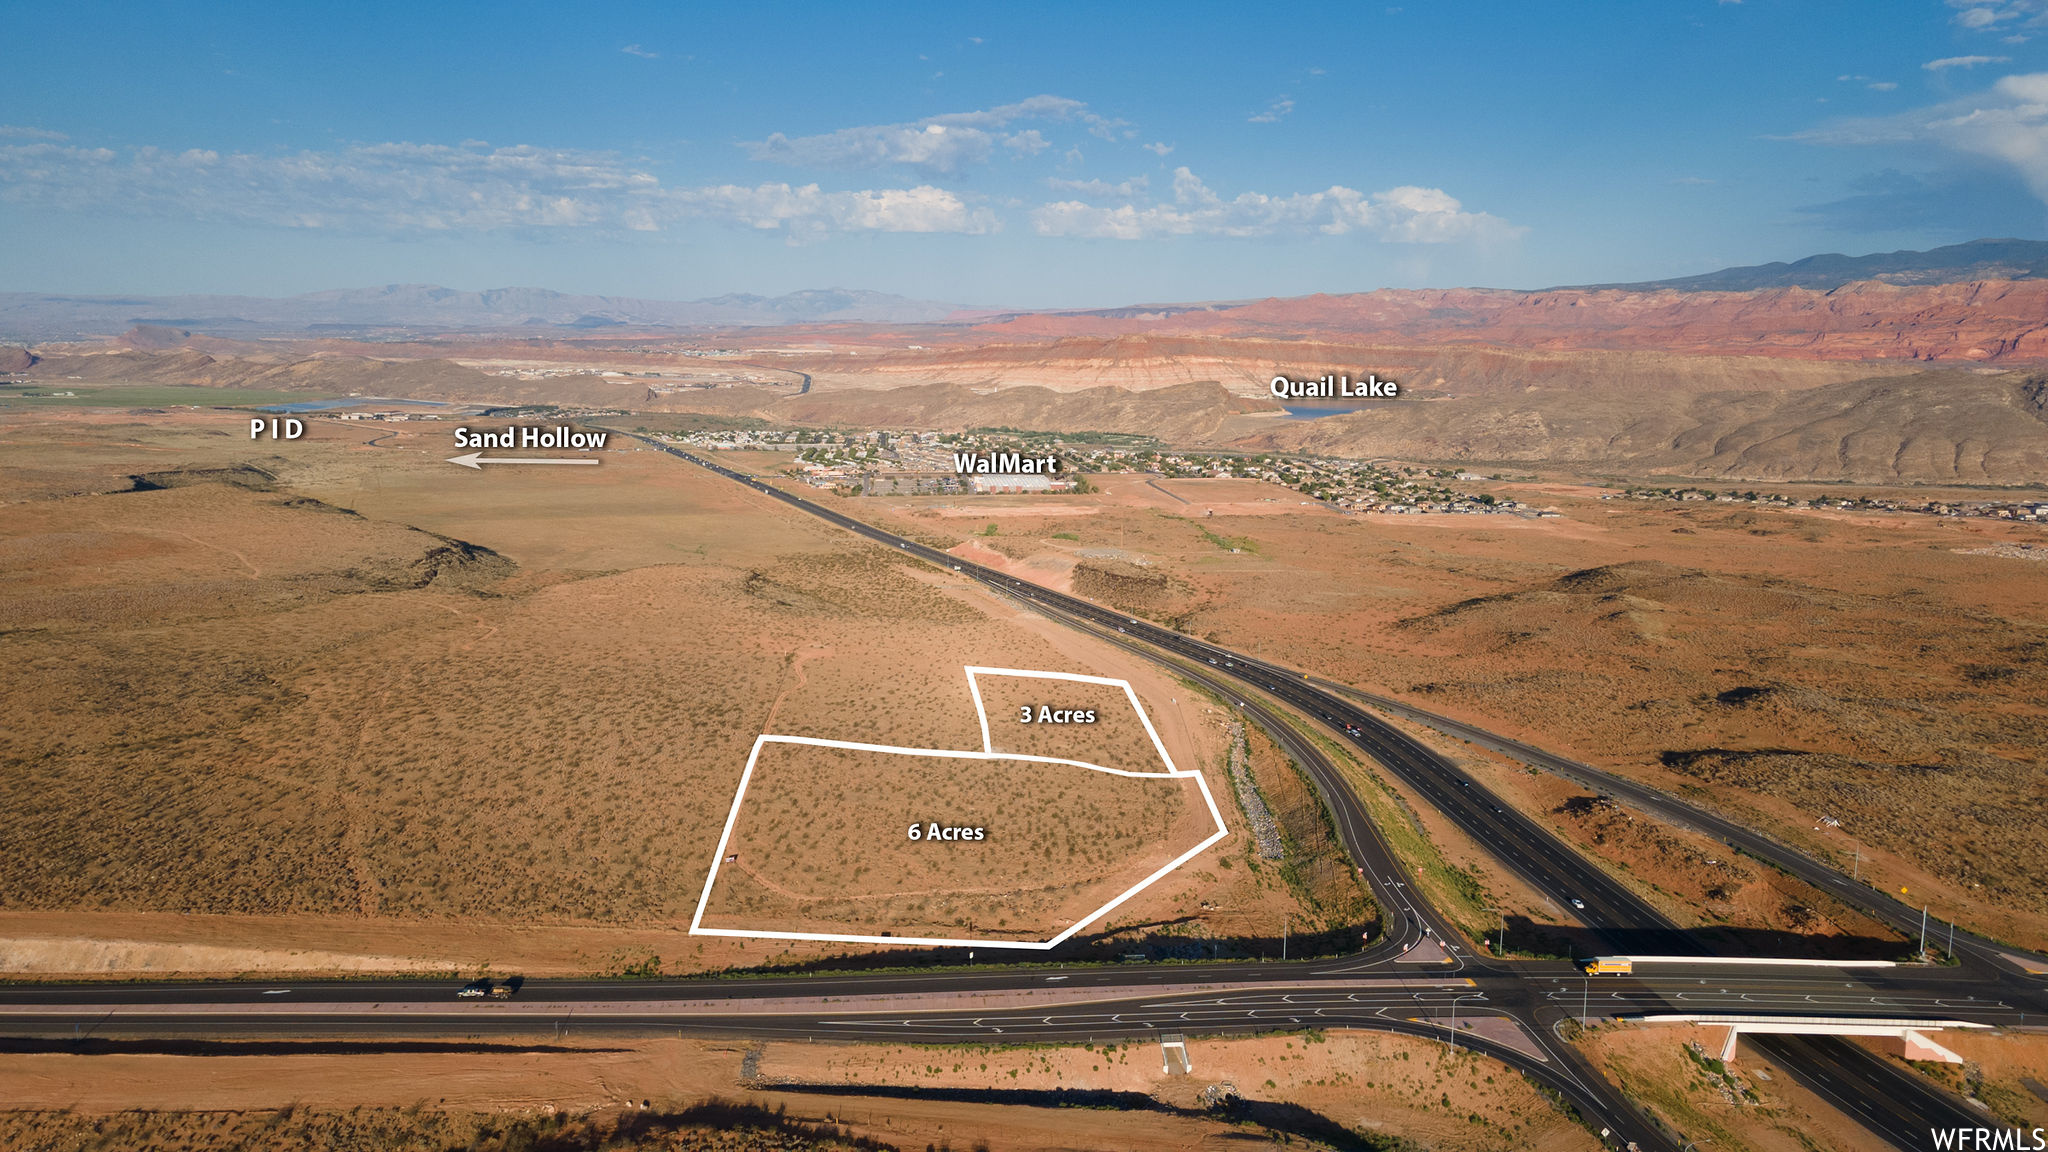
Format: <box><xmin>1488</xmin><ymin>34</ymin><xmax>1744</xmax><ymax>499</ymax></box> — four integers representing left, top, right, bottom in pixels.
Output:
<box><xmin>1448</xmin><ymin>993</ymin><xmax>1476</xmax><ymax>1053</ymax></box>
<box><xmin>1920</xmin><ymin>905</ymin><xmax>1930</xmax><ymax>961</ymax></box>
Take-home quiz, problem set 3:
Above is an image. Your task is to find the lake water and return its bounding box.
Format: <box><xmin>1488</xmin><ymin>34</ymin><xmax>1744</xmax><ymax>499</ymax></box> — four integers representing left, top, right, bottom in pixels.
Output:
<box><xmin>1282</xmin><ymin>405</ymin><xmax>1361</xmax><ymax>420</ymax></box>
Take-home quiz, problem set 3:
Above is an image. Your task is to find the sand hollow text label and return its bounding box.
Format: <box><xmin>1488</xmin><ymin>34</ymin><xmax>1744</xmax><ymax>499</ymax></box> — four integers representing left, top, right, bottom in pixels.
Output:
<box><xmin>455</xmin><ymin>426</ymin><xmax>610</xmax><ymax>450</ymax></box>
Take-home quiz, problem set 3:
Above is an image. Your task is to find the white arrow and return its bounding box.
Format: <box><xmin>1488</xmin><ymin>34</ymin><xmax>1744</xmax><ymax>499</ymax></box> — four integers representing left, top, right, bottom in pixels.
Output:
<box><xmin>447</xmin><ymin>452</ymin><xmax>601</xmax><ymax>469</ymax></box>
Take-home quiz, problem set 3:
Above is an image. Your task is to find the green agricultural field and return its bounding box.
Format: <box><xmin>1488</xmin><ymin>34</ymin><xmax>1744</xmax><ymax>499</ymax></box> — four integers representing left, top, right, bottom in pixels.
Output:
<box><xmin>0</xmin><ymin>383</ymin><xmax>334</xmax><ymax>409</ymax></box>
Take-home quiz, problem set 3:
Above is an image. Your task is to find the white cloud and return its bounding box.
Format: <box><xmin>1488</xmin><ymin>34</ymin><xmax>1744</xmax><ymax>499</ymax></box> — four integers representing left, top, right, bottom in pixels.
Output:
<box><xmin>1925</xmin><ymin>54</ymin><xmax>2010</xmax><ymax>69</ymax></box>
<box><xmin>1947</xmin><ymin>0</ymin><xmax>2048</xmax><ymax>29</ymax></box>
<box><xmin>1792</xmin><ymin>71</ymin><xmax>2048</xmax><ymax>203</ymax></box>
<box><xmin>0</xmin><ymin>125</ymin><xmax>67</xmax><ymax>141</ymax></box>
<box><xmin>1248</xmin><ymin>97</ymin><xmax>1295</xmax><ymax>124</ymax></box>
<box><xmin>743</xmin><ymin>96</ymin><xmax>1127</xmax><ymax>176</ymax></box>
<box><xmin>0</xmin><ymin>136</ymin><xmax>997</xmax><ymax>238</ymax></box>
<box><xmin>1045</xmin><ymin>175</ymin><xmax>1149</xmax><ymax>200</ymax></box>
<box><xmin>1869</xmin><ymin>81</ymin><xmax>1899</xmax><ymax>91</ymax></box>
<box><xmin>675</xmin><ymin>182</ymin><xmax>995</xmax><ymax>238</ymax></box>
<box><xmin>1142</xmin><ymin>141</ymin><xmax>1174</xmax><ymax>157</ymax></box>
<box><xmin>621</xmin><ymin>44</ymin><xmax>658</xmax><ymax>58</ymax></box>
<box><xmin>1028</xmin><ymin>167</ymin><xmax>1518</xmax><ymax>243</ymax></box>
<box><xmin>1003</xmin><ymin>129</ymin><xmax>1049</xmax><ymax>156</ymax></box>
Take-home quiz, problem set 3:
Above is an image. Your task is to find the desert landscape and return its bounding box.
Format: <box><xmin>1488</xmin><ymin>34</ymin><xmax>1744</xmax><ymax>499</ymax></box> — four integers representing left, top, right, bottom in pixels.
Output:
<box><xmin>6</xmin><ymin>252</ymin><xmax>2045</xmax><ymax>958</ymax></box>
<box><xmin>20</xmin><ymin>6</ymin><xmax>2048</xmax><ymax>1145</ymax></box>
<box><xmin>0</xmin><ymin>406</ymin><xmax>1360</xmax><ymax>977</ymax></box>
<box><xmin>6</xmin><ymin>244</ymin><xmax>2048</xmax><ymax>1150</ymax></box>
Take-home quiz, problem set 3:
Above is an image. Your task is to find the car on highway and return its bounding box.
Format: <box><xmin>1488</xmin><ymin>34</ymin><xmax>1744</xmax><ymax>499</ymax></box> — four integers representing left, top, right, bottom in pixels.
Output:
<box><xmin>1569</xmin><ymin>898</ymin><xmax>1586</xmax><ymax>910</ymax></box>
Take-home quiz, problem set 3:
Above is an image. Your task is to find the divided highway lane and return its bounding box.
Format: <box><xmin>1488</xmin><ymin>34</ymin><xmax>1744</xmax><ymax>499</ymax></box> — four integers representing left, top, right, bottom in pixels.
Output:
<box><xmin>1315</xmin><ymin>679</ymin><xmax>2048</xmax><ymax>979</ymax></box>
<box><xmin>1753</xmin><ymin>1034</ymin><xmax>1986</xmax><ymax>1151</ymax></box>
<box><xmin>7</xmin><ymin>968</ymin><xmax>2020</xmax><ymax>1026</ymax></box>
<box><xmin>0</xmin><ymin>983</ymin><xmax>1668</xmax><ymax>1152</ymax></box>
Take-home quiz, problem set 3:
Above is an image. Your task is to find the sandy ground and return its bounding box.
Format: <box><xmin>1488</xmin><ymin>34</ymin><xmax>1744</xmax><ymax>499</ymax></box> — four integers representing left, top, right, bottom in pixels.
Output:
<box><xmin>697</xmin><ymin>742</ymin><xmax>1209</xmax><ymax>941</ymax></box>
<box><xmin>0</xmin><ymin>935</ymin><xmax>442</xmax><ymax>975</ymax></box>
<box><xmin>0</xmin><ymin>408</ymin><xmax>1325</xmax><ymax>977</ymax></box>
<box><xmin>0</xmin><ymin>1029</ymin><xmax>1598</xmax><ymax>1151</ymax></box>
<box><xmin>1583</xmin><ymin>1021</ymin><xmax>1909</xmax><ymax>1152</ymax></box>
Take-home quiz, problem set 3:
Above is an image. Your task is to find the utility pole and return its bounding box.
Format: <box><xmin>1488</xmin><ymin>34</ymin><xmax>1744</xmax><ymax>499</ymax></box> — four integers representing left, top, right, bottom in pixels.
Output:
<box><xmin>1497</xmin><ymin>909</ymin><xmax>1506</xmax><ymax>956</ymax></box>
<box><xmin>1948</xmin><ymin>918</ymin><xmax>1956</xmax><ymax>961</ymax></box>
<box><xmin>1852</xmin><ymin>848</ymin><xmax>1861</xmax><ymax>882</ymax></box>
<box><xmin>1282</xmin><ymin>916</ymin><xmax>1289</xmax><ymax>962</ymax></box>
<box><xmin>1919</xmin><ymin>904</ymin><xmax>1930</xmax><ymax>961</ymax></box>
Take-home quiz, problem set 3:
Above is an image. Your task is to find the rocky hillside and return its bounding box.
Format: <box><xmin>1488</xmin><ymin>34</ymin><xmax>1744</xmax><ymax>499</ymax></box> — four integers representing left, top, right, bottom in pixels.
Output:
<box><xmin>774</xmin><ymin>380</ymin><xmax>1260</xmax><ymax>440</ymax></box>
<box><xmin>969</xmin><ymin>279</ymin><xmax>2048</xmax><ymax>365</ymax></box>
<box><xmin>21</xmin><ymin>349</ymin><xmax>501</xmax><ymax>396</ymax></box>
<box><xmin>1242</xmin><ymin>369</ymin><xmax>2048</xmax><ymax>484</ymax></box>
<box><xmin>1573</xmin><ymin>238</ymin><xmax>2048</xmax><ymax>292</ymax></box>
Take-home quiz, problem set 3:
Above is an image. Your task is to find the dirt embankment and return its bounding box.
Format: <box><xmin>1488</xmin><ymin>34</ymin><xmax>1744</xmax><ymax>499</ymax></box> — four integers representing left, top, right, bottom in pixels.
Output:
<box><xmin>0</xmin><ymin>1028</ymin><xmax>1602</xmax><ymax>1151</ymax></box>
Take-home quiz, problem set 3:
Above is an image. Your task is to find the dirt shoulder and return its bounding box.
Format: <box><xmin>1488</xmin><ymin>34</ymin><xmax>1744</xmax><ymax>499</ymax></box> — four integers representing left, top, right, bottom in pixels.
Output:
<box><xmin>0</xmin><ymin>1029</ymin><xmax>1598</xmax><ymax>1151</ymax></box>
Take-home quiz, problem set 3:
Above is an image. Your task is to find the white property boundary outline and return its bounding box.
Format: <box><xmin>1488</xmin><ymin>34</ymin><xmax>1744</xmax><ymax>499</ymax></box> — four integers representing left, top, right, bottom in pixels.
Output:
<box><xmin>689</xmin><ymin>665</ymin><xmax>1229</xmax><ymax>950</ymax></box>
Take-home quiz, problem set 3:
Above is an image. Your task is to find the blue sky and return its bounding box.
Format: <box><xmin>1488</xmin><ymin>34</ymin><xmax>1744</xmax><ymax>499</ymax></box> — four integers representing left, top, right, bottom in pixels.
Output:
<box><xmin>3</xmin><ymin>0</ymin><xmax>2046</xmax><ymax>307</ymax></box>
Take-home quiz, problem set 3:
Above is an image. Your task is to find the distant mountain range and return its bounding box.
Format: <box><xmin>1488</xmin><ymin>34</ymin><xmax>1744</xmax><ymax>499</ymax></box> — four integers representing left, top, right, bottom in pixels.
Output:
<box><xmin>0</xmin><ymin>284</ymin><xmax>970</xmax><ymax>339</ymax></box>
<box><xmin>1570</xmin><ymin>238</ymin><xmax>2048</xmax><ymax>292</ymax></box>
<box><xmin>7</xmin><ymin>238</ymin><xmax>2046</xmax><ymax>343</ymax></box>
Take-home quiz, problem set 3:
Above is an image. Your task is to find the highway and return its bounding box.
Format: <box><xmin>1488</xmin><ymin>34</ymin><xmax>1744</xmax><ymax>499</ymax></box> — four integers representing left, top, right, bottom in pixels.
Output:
<box><xmin>2</xmin><ymin>964</ymin><xmax>2026</xmax><ymax>1151</ymax></box>
<box><xmin>1312</xmin><ymin>679</ymin><xmax>2040</xmax><ymax>977</ymax></box>
<box><xmin>625</xmin><ymin>442</ymin><xmax>2046</xmax><ymax>1151</ymax></box>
